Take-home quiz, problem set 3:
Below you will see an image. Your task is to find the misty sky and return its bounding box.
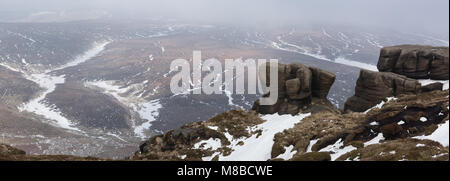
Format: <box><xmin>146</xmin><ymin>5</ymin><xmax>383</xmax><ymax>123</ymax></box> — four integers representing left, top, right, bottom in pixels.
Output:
<box><xmin>0</xmin><ymin>0</ymin><xmax>448</xmax><ymax>36</ymax></box>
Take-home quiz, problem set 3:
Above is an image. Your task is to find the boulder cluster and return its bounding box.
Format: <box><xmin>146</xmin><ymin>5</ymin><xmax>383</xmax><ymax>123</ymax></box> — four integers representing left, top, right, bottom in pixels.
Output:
<box><xmin>252</xmin><ymin>63</ymin><xmax>335</xmax><ymax>115</ymax></box>
<box><xmin>252</xmin><ymin>45</ymin><xmax>448</xmax><ymax>114</ymax></box>
<box><xmin>377</xmin><ymin>45</ymin><xmax>449</xmax><ymax>80</ymax></box>
<box><xmin>345</xmin><ymin>45</ymin><xmax>448</xmax><ymax>112</ymax></box>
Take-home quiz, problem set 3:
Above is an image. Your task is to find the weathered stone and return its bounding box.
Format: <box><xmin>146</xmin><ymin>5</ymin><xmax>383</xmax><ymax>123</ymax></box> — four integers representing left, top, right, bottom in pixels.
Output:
<box><xmin>296</xmin><ymin>65</ymin><xmax>313</xmax><ymax>99</ymax></box>
<box><xmin>285</xmin><ymin>78</ymin><xmax>301</xmax><ymax>97</ymax></box>
<box><xmin>421</xmin><ymin>82</ymin><xmax>443</xmax><ymax>92</ymax></box>
<box><xmin>253</xmin><ymin>62</ymin><xmax>335</xmax><ymax>115</ymax></box>
<box><xmin>378</xmin><ymin>45</ymin><xmax>449</xmax><ymax>80</ymax></box>
<box><xmin>430</xmin><ymin>48</ymin><xmax>449</xmax><ymax>80</ymax></box>
<box><xmin>377</xmin><ymin>46</ymin><xmax>402</xmax><ymax>72</ymax></box>
<box><xmin>252</xmin><ymin>98</ymin><xmax>280</xmax><ymax>114</ymax></box>
<box><xmin>344</xmin><ymin>69</ymin><xmax>422</xmax><ymax>112</ymax></box>
<box><xmin>380</xmin><ymin>123</ymin><xmax>404</xmax><ymax>139</ymax></box>
<box><xmin>309</xmin><ymin>66</ymin><xmax>335</xmax><ymax>98</ymax></box>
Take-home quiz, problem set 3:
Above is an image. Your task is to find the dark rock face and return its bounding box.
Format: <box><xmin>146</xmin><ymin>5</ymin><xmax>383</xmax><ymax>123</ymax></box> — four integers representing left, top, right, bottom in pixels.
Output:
<box><xmin>343</xmin><ymin>69</ymin><xmax>442</xmax><ymax>112</ymax></box>
<box><xmin>310</xmin><ymin>66</ymin><xmax>336</xmax><ymax>99</ymax></box>
<box><xmin>421</xmin><ymin>82</ymin><xmax>443</xmax><ymax>92</ymax></box>
<box><xmin>377</xmin><ymin>45</ymin><xmax>449</xmax><ymax>80</ymax></box>
<box><xmin>252</xmin><ymin>63</ymin><xmax>336</xmax><ymax>115</ymax></box>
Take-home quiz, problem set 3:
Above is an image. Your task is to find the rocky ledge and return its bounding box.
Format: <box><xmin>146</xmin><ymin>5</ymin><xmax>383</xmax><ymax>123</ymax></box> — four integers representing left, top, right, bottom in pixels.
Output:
<box><xmin>344</xmin><ymin>69</ymin><xmax>444</xmax><ymax>112</ymax></box>
<box><xmin>377</xmin><ymin>45</ymin><xmax>449</xmax><ymax>80</ymax></box>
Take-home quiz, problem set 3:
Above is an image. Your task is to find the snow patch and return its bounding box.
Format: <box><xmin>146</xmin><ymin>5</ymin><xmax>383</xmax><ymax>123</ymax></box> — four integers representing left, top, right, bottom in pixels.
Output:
<box><xmin>334</xmin><ymin>57</ymin><xmax>378</xmax><ymax>72</ymax></box>
<box><xmin>272</xmin><ymin>36</ymin><xmax>378</xmax><ymax>71</ymax></box>
<box><xmin>319</xmin><ymin>139</ymin><xmax>357</xmax><ymax>161</ymax></box>
<box><xmin>85</xmin><ymin>80</ymin><xmax>161</xmax><ymax>139</ymax></box>
<box><xmin>276</xmin><ymin>145</ymin><xmax>297</xmax><ymax>160</ymax></box>
<box><xmin>306</xmin><ymin>139</ymin><xmax>319</xmax><ymax>153</ymax></box>
<box><xmin>0</xmin><ymin>63</ymin><xmax>23</xmax><ymax>73</ymax></box>
<box><xmin>369</xmin><ymin>121</ymin><xmax>379</xmax><ymax>126</ymax></box>
<box><xmin>414</xmin><ymin>120</ymin><xmax>449</xmax><ymax>147</ymax></box>
<box><xmin>18</xmin><ymin>74</ymin><xmax>78</xmax><ymax>131</ymax></box>
<box><xmin>416</xmin><ymin>144</ymin><xmax>426</xmax><ymax>147</ymax></box>
<box><xmin>219</xmin><ymin>113</ymin><xmax>311</xmax><ymax>161</ymax></box>
<box><xmin>419</xmin><ymin>117</ymin><xmax>427</xmax><ymax>122</ymax></box>
<box><xmin>364</xmin><ymin>133</ymin><xmax>385</xmax><ymax>147</ymax></box>
<box><xmin>364</xmin><ymin>97</ymin><xmax>397</xmax><ymax>114</ymax></box>
<box><xmin>207</xmin><ymin>126</ymin><xmax>219</xmax><ymax>131</ymax></box>
<box><xmin>52</xmin><ymin>41</ymin><xmax>110</xmax><ymax>72</ymax></box>
<box><xmin>132</xmin><ymin>99</ymin><xmax>162</xmax><ymax>139</ymax></box>
<box><xmin>194</xmin><ymin>138</ymin><xmax>222</xmax><ymax>151</ymax></box>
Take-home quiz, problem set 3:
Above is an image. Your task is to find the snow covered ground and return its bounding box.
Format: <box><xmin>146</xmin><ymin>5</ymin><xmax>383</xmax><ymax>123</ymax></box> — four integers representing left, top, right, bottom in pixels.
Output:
<box><xmin>319</xmin><ymin>139</ymin><xmax>357</xmax><ymax>161</ymax></box>
<box><xmin>17</xmin><ymin>41</ymin><xmax>110</xmax><ymax>132</ymax></box>
<box><xmin>51</xmin><ymin>41</ymin><xmax>110</xmax><ymax>72</ymax></box>
<box><xmin>132</xmin><ymin>99</ymin><xmax>162</xmax><ymax>139</ymax></box>
<box><xmin>414</xmin><ymin>120</ymin><xmax>449</xmax><ymax>147</ymax></box>
<box><xmin>85</xmin><ymin>79</ymin><xmax>162</xmax><ymax>139</ymax></box>
<box><xmin>272</xmin><ymin>36</ymin><xmax>378</xmax><ymax>71</ymax></box>
<box><xmin>198</xmin><ymin>113</ymin><xmax>311</xmax><ymax>161</ymax></box>
<box><xmin>276</xmin><ymin>145</ymin><xmax>297</xmax><ymax>160</ymax></box>
<box><xmin>18</xmin><ymin>74</ymin><xmax>79</xmax><ymax>131</ymax></box>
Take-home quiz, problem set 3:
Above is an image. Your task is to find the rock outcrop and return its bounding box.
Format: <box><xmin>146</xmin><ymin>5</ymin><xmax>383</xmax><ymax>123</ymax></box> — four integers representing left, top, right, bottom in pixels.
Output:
<box><xmin>344</xmin><ymin>69</ymin><xmax>431</xmax><ymax>112</ymax></box>
<box><xmin>273</xmin><ymin>89</ymin><xmax>449</xmax><ymax>161</ymax></box>
<box><xmin>252</xmin><ymin>63</ymin><xmax>336</xmax><ymax>115</ymax></box>
<box><xmin>345</xmin><ymin>44</ymin><xmax>449</xmax><ymax>113</ymax></box>
<box><xmin>377</xmin><ymin>45</ymin><xmax>449</xmax><ymax>80</ymax></box>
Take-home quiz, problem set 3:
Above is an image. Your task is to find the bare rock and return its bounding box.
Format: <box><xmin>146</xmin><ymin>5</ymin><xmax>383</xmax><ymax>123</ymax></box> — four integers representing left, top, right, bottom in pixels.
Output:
<box><xmin>253</xmin><ymin>63</ymin><xmax>335</xmax><ymax>115</ymax></box>
<box><xmin>378</xmin><ymin>45</ymin><xmax>449</xmax><ymax>80</ymax></box>
<box><xmin>344</xmin><ymin>69</ymin><xmax>423</xmax><ymax>112</ymax></box>
<box><xmin>285</xmin><ymin>78</ymin><xmax>301</xmax><ymax>98</ymax></box>
<box><xmin>421</xmin><ymin>82</ymin><xmax>444</xmax><ymax>92</ymax></box>
<box><xmin>310</xmin><ymin>66</ymin><xmax>336</xmax><ymax>99</ymax></box>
